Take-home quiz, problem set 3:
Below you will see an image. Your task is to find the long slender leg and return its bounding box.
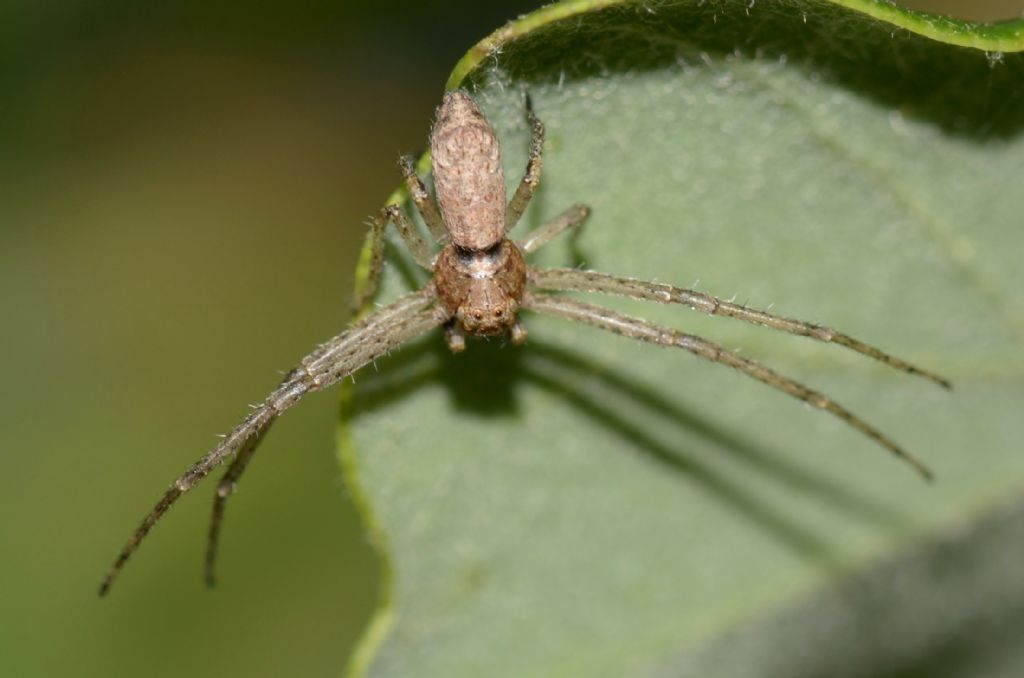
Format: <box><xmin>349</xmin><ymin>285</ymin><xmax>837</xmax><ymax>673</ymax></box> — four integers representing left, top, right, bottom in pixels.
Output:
<box><xmin>100</xmin><ymin>291</ymin><xmax>447</xmax><ymax>596</ymax></box>
<box><xmin>206</xmin><ymin>289</ymin><xmax>447</xmax><ymax>584</ymax></box>
<box><xmin>530</xmin><ymin>268</ymin><xmax>950</xmax><ymax>389</ymax></box>
<box><xmin>505</xmin><ymin>94</ymin><xmax>545</xmax><ymax>232</ymax></box>
<box><xmin>398</xmin><ymin>155</ymin><xmax>448</xmax><ymax>244</ymax></box>
<box><xmin>351</xmin><ymin>204</ymin><xmax>434</xmax><ymax>314</ymax></box>
<box><xmin>525</xmin><ymin>293</ymin><xmax>933</xmax><ymax>480</ymax></box>
<box><xmin>518</xmin><ymin>204</ymin><xmax>591</xmax><ymax>254</ymax></box>
<box><xmin>204</xmin><ymin>425</ymin><xmax>268</xmax><ymax>587</ymax></box>
<box><xmin>99</xmin><ymin>375</ymin><xmax>306</xmax><ymax>596</ymax></box>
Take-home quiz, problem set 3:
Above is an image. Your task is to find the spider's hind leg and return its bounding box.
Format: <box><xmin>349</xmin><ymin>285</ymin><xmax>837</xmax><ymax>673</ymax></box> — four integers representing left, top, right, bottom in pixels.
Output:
<box><xmin>506</xmin><ymin>93</ymin><xmax>545</xmax><ymax>232</ymax></box>
<box><xmin>518</xmin><ymin>204</ymin><xmax>591</xmax><ymax>255</ymax></box>
<box><xmin>352</xmin><ymin>203</ymin><xmax>434</xmax><ymax>314</ymax></box>
<box><xmin>399</xmin><ymin>155</ymin><xmax>448</xmax><ymax>245</ymax></box>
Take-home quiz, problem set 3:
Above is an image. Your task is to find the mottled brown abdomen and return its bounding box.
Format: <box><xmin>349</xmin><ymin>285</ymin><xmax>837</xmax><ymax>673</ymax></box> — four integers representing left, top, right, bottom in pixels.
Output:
<box><xmin>430</xmin><ymin>91</ymin><xmax>506</xmax><ymax>251</ymax></box>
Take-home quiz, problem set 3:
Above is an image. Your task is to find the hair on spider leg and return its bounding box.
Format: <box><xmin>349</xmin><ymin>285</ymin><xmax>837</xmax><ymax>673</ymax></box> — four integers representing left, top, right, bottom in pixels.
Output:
<box><xmin>99</xmin><ymin>88</ymin><xmax>950</xmax><ymax>596</ymax></box>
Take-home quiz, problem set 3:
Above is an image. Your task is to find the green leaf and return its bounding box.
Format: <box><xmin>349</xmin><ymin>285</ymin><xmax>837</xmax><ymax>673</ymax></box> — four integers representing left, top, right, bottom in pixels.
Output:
<box><xmin>340</xmin><ymin>1</ymin><xmax>1024</xmax><ymax>676</ymax></box>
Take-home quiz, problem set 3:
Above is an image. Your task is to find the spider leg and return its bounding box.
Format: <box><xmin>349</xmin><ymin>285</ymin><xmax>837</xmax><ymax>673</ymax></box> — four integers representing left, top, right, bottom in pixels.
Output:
<box><xmin>206</xmin><ymin>289</ymin><xmax>449</xmax><ymax>584</ymax></box>
<box><xmin>351</xmin><ymin>204</ymin><xmax>434</xmax><ymax>314</ymax></box>
<box><xmin>530</xmin><ymin>268</ymin><xmax>950</xmax><ymax>389</ymax></box>
<box><xmin>100</xmin><ymin>375</ymin><xmax>306</xmax><ymax>596</ymax></box>
<box><xmin>204</xmin><ymin>423</ymin><xmax>269</xmax><ymax>587</ymax></box>
<box><xmin>398</xmin><ymin>155</ymin><xmax>448</xmax><ymax>245</ymax></box>
<box><xmin>100</xmin><ymin>290</ymin><xmax>447</xmax><ymax>596</ymax></box>
<box><xmin>505</xmin><ymin>93</ymin><xmax>545</xmax><ymax>232</ymax></box>
<box><xmin>524</xmin><ymin>292</ymin><xmax>934</xmax><ymax>480</ymax></box>
<box><xmin>517</xmin><ymin>204</ymin><xmax>591</xmax><ymax>254</ymax></box>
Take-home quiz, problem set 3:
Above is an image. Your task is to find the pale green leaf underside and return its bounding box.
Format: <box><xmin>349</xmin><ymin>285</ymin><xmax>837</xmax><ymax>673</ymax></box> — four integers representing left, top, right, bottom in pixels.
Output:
<box><xmin>341</xmin><ymin>1</ymin><xmax>1024</xmax><ymax>676</ymax></box>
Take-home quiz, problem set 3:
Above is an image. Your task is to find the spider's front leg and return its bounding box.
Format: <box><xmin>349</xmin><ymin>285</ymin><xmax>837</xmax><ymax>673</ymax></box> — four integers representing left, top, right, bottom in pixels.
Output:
<box><xmin>525</xmin><ymin>292</ymin><xmax>934</xmax><ymax>480</ymax></box>
<box><xmin>530</xmin><ymin>268</ymin><xmax>950</xmax><ymax>389</ymax></box>
<box><xmin>101</xmin><ymin>290</ymin><xmax>448</xmax><ymax>595</ymax></box>
<box><xmin>99</xmin><ymin>374</ymin><xmax>307</xmax><ymax>596</ymax></box>
<box><xmin>204</xmin><ymin>420</ymin><xmax>270</xmax><ymax>586</ymax></box>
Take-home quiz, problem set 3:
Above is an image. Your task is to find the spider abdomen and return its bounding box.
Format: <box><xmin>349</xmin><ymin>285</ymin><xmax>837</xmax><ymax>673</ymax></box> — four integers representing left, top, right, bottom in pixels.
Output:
<box><xmin>430</xmin><ymin>91</ymin><xmax>506</xmax><ymax>250</ymax></box>
<box><xmin>434</xmin><ymin>240</ymin><xmax>526</xmax><ymax>335</ymax></box>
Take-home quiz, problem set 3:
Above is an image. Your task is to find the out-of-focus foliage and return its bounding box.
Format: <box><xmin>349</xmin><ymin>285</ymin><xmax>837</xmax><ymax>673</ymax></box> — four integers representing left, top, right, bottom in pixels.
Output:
<box><xmin>0</xmin><ymin>2</ymin><xmax>537</xmax><ymax>678</ymax></box>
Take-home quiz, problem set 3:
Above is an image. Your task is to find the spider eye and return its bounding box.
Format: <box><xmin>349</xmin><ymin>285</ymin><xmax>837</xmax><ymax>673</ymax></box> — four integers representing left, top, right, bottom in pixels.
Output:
<box><xmin>473</xmin><ymin>311</ymin><xmax>484</xmax><ymax>321</ymax></box>
<box><xmin>494</xmin><ymin>309</ymin><xmax>503</xmax><ymax>317</ymax></box>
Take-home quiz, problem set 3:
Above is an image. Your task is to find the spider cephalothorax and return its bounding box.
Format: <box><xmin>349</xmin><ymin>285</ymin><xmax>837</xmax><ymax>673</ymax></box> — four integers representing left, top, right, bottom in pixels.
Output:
<box><xmin>100</xmin><ymin>89</ymin><xmax>949</xmax><ymax>596</ymax></box>
<box><xmin>434</xmin><ymin>240</ymin><xmax>527</xmax><ymax>339</ymax></box>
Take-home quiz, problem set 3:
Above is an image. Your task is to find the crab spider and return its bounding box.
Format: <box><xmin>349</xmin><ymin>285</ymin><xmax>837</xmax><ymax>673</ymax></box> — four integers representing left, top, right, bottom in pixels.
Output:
<box><xmin>99</xmin><ymin>90</ymin><xmax>949</xmax><ymax>596</ymax></box>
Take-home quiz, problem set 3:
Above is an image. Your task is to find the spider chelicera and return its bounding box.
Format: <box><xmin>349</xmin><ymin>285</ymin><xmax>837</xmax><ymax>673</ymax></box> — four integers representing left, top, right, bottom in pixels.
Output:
<box><xmin>100</xmin><ymin>90</ymin><xmax>950</xmax><ymax>596</ymax></box>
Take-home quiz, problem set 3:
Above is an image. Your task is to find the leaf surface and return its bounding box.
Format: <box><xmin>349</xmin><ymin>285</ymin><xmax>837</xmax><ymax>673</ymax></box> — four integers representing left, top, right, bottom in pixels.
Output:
<box><xmin>341</xmin><ymin>2</ymin><xmax>1024</xmax><ymax>676</ymax></box>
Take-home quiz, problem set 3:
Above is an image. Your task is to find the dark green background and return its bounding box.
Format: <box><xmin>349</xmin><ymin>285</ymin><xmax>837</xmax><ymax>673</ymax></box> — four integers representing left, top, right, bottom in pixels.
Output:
<box><xmin>0</xmin><ymin>2</ymin><xmax>1016</xmax><ymax>677</ymax></box>
<box><xmin>0</xmin><ymin>3</ymin><xmax>539</xmax><ymax>677</ymax></box>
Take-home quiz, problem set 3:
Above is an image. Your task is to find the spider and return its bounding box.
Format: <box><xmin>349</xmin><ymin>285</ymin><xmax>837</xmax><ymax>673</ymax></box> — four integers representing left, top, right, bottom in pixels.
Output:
<box><xmin>100</xmin><ymin>90</ymin><xmax>950</xmax><ymax>596</ymax></box>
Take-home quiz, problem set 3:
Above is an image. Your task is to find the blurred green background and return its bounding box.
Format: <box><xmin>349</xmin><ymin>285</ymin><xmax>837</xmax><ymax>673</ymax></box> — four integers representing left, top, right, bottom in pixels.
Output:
<box><xmin>0</xmin><ymin>1</ymin><xmax>1019</xmax><ymax>677</ymax></box>
<box><xmin>0</xmin><ymin>2</ymin><xmax>539</xmax><ymax>676</ymax></box>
